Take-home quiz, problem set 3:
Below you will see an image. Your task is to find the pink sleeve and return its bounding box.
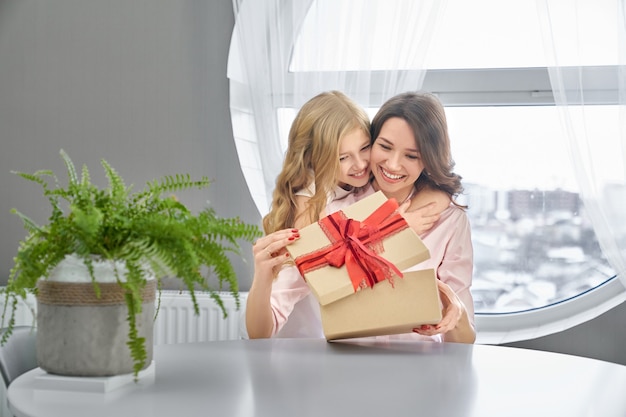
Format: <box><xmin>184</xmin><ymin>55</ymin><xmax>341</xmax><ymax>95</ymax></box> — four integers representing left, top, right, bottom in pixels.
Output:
<box><xmin>411</xmin><ymin>207</ymin><xmax>475</xmax><ymax>325</ymax></box>
<box><xmin>436</xmin><ymin>210</ymin><xmax>475</xmax><ymax>325</ymax></box>
<box><xmin>269</xmin><ymin>265</ymin><xmax>312</xmax><ymax>335</ymax></box>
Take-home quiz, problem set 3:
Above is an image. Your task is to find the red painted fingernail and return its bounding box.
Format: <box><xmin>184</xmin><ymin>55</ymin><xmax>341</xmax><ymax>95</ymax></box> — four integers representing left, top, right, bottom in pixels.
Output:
<box><xmin>294</xmin><ymin>234</ymin><xmax>300</xmax><ymax>238</ymax></box>
<box><xmin>285</xmin><ymin>253</ymin><xmax>290</xmax><ymax>257</ymax></box>
<box><xmin>292</xmin><ymin>229</ymin><xmax>299</xmax><ymax>233</ymax></box>
<box><xmin>288</xmin><ymin>236</ymin><xmax>295</xmax><ymax>241</ymax></box>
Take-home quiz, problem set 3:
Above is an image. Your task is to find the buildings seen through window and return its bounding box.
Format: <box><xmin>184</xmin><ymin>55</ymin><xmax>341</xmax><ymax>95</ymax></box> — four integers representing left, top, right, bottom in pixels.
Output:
<box><xmin>448</xmin><ymin>105</ymin><xmax>617</xmax><ymax>313</ymax></box>
<box><xmin>465</xmin><ymin>183</ymin><xmax>613</xmax><ymax>313</ymax></box>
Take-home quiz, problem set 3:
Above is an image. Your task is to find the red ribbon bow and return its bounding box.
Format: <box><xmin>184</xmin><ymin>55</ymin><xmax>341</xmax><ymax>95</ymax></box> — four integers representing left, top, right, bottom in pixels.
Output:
<box><xmin>294</xmin><ymin>198</ymin><xmax>407</xmax><ymax>291</ymax></box>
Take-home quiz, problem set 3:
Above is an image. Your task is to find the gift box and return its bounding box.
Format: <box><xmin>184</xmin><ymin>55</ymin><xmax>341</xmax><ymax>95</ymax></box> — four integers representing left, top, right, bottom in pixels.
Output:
<box><xmin>320</xmin><ymin>268</ymin><xmax>442</xmax><ymax>340</ymax></box>
<box><xmin>286</xmin><ymin>191</ymin><xmax>430</xmax><ymax>306</ymax></box>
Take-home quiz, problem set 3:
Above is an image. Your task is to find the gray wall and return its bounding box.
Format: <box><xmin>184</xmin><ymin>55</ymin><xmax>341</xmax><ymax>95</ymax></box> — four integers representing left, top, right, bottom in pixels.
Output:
<box><xmin>0</xmin><ymin>0</ymin><xmax>624</xmax><ymax>365</ymax></box>
<box><xmin>0</xmin><ymin>0</ymin><xmax>260</xmax><ymax>291</ymax></box>
<box><xmin>503</xmin><ymin>300</ymin><xmax>626</xmax><ymax>366</ymax></box>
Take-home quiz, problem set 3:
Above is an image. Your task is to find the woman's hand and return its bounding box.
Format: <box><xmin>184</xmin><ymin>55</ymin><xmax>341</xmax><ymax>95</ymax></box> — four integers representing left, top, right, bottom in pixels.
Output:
<box><xmin>252</xmin><ymin>228</ymin><xmax>300</xmax><ymax>285</ymax></box>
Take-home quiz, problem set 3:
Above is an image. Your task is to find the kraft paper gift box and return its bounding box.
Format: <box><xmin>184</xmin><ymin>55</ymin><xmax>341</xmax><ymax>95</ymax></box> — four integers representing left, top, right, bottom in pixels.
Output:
<box><xmin>320</xmin><ymin>268</ymin><xmax>442</xmax><ymax>340</ymax></box>
<box><xmin>286</xmin><ymin>191</ymin><xmax>430</xmax><ymax>306</ymax></box>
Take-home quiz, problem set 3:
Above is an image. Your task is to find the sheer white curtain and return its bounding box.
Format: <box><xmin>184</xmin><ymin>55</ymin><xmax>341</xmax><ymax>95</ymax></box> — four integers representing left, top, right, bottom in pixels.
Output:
<box><xmin>228</xmin><ymin>0</ymin><xmax>447</xmax><ymax>217</ymax></box>
<box><xmin>537</xmin><ymin>0</ymin><xmax>626</xmax><ymax>289</ymax></box>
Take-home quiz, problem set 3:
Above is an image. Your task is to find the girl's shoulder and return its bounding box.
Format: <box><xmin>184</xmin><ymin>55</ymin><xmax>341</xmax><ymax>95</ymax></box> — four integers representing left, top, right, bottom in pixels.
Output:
<box><xmin>325</xmin><ymin>184</ymin><xmax>375</xmax><ymax>215</ymax></box>
<box><xmin>295</xmin><ymin>182</ymin><xmax>315</xmax><ymax>198</ymax></box>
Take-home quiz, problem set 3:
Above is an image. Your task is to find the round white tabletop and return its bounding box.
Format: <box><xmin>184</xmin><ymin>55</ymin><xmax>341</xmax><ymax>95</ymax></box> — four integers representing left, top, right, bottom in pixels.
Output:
<box><xmin>8</xmin><ymin>338</ymin><xmax>626</xmax><ymax>417</ymax></box>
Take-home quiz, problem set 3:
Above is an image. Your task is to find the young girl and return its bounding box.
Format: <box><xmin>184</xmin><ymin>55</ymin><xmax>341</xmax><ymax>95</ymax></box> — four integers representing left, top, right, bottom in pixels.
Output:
<box><xmin>246</xmin><ymin>91</ymin><xmax>455</xmax><ymax>340</ymax></box>
<box><xmin>262</xmin><ymin>90</ymin><xmax>373</xmax><ymax>233</ymax></box>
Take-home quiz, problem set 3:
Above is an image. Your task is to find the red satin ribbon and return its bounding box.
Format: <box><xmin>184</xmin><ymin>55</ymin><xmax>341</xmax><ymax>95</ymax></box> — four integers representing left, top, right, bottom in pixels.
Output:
<box><xmin>294</xmin><ymin>198</ymin><xmax>407</xmax><ymax>291</ymax></box>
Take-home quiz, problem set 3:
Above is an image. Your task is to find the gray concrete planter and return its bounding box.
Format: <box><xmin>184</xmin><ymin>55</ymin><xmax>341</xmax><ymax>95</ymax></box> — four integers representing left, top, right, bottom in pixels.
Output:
<box><xmin>36</xmin><ymin>279</ymin><xmax>156</xmax><ymax>376</ymax></box>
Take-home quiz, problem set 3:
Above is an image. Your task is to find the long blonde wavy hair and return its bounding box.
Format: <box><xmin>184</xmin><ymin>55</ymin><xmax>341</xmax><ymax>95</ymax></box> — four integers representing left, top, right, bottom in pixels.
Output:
<box><xmin>263</xmin><ymin>91</ymin><xmax>370</xmax><ymax>234</ymax></box>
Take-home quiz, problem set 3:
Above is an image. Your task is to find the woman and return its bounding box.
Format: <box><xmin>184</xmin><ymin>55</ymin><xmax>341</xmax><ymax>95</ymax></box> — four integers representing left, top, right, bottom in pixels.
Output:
<box><xmin>366</xmin><ymin>91</ymin><xmax>475</xmax><ymax>343</ymax></box>
<box><xmin>246</xmin><ymin>91</ymin><xmax>457</xmax><ymax>340</ymax></box>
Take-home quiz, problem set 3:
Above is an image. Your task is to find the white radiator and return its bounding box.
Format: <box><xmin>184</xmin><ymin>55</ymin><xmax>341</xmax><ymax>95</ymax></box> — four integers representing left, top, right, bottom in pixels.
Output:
<box><xmin>153</xmin><ymin>290</ymin><xmax>245</xmax><ymax>345</ymax></box>
<box><xmin>0</xmin><ymin>290</ymin><xmax>246</xmax><ymax>344</ymax></box>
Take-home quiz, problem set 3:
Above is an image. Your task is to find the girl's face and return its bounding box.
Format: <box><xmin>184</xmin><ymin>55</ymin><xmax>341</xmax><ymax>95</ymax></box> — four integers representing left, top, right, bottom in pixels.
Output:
<box><xmin>370</xmin><ymin>117</ymin><xmax>424</xmax><ymax>201</ymax></box>
<box><xmin>337</xmin><ymin>128</ymin><xmax>371</xmax><ymax>189</ymax></box>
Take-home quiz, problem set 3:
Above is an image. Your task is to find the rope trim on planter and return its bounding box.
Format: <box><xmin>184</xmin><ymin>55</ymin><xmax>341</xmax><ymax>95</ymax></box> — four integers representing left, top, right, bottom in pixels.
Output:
<box><xmin>36</xmin><ymin>280</ymin><xmax>157</xmax><ymax>306</ymax></box>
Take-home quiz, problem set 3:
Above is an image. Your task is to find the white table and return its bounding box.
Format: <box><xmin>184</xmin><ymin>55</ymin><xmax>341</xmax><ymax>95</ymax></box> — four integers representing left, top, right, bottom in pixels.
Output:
<box><xmin>8</xmin><ymin>338</ymin><xmax>626</xmax><ymax>417</ymax></box>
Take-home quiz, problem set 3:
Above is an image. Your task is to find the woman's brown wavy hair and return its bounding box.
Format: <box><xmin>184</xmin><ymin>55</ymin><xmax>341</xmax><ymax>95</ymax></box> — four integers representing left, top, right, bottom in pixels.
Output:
<box><xmin>370</xmin><ymin>92</ymin><xmax>465</xmax><ymax>205</ymax></box>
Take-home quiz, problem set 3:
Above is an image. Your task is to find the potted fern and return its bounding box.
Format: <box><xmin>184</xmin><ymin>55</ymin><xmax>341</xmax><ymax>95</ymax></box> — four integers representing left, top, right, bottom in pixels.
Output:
<box><xmin>0</xmin><ymin>149</ymin><xmax>261</xmax><ymax>378</ymax></box>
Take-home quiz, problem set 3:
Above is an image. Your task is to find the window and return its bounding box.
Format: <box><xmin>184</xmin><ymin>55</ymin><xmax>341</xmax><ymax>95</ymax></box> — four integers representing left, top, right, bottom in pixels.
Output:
<box><xmin>229</xmin><ymin>0</ymin><xmax>626</xmax><ymax>343</ymax></box>
<box><xmin>446</xmin><ymin>105</ymin><xmax>616</xmax><ymax>313</ymax></box>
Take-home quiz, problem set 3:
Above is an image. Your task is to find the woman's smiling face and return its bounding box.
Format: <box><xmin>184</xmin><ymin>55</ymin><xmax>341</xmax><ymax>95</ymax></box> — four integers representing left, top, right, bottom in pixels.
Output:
<box><xmin>370</xmin><ymin>117</ymin><xmax>424</xmax><ymax>201</ymax></box>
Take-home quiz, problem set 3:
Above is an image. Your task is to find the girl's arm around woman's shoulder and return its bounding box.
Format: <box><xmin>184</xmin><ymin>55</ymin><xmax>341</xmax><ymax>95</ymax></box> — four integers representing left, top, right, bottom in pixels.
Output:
<box><xmin>399</xmin><ymin>187</ymin><xmax>451</xmax><ymax>236</ymax></box>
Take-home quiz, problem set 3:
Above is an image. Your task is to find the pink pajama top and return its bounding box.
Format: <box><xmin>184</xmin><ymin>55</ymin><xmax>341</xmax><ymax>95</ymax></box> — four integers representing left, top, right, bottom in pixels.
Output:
<box><xmin>266</xmin><ymin>185</ymin><xmax>474</xmax><ymax>342</ymax></box>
